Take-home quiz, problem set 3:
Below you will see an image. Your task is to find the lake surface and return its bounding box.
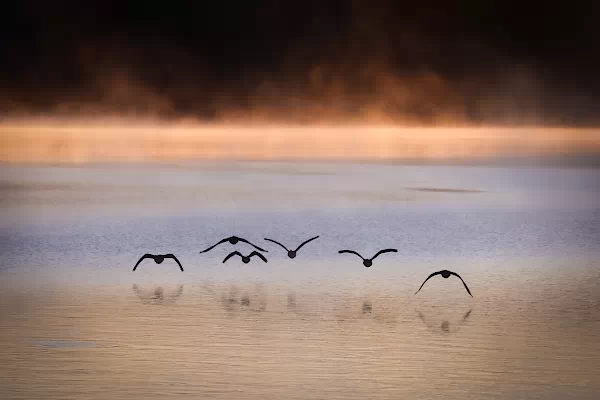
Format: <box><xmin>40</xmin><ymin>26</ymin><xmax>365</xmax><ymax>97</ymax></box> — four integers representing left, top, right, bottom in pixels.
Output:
<box><xmin>0</xmin><ymin>162</ymin><xmax>599</xmax><ymax>399</ymax></box>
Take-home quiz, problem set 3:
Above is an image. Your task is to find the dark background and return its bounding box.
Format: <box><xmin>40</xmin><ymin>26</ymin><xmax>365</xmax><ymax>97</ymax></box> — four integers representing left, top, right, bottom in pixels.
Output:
<box><xmin>1</xmin><ymin>1</ymin><xmax>599</xmax><ymax>125</ymax></box>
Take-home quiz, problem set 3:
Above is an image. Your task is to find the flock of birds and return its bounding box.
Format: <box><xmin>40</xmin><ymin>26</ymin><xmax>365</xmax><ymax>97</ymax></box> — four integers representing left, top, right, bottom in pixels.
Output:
<box><xmin>133</xmin><ymin>235</ymin><xmax>473</xmax><ymax>297</ymax></box>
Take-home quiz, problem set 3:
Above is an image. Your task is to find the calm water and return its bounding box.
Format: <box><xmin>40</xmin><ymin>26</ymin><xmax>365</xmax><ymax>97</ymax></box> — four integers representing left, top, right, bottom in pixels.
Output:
<box><xmin>0</xmin><ymin>162</ymin><xmax>599</xmax><ymax>399</ymax></box>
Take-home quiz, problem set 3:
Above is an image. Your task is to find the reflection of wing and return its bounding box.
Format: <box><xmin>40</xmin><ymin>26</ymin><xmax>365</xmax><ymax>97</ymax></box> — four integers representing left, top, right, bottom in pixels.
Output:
<box><xmin>165</xmin><ymin>254</ymin><xmax>184</xmax><ymax>271</ymax></box>
<box><xmin>223</xmin><ymin>251</ymin><xmax>242</xmax><ymax>263</ymax></box>
<box><xmin>371</xmin><ymin>248</ymin><xmax>397</xmax><ymax>260</ymax></box>
<box><xmin>415</xmin><ymin>271</ymin><xmax>442</xmax><ymax>294</ymax></box>
<box><xmin>463</xmin><ymin>309</ymin><xmax>472</xmax><ymax>321</ymax></box>
<box><xmin>450</xmin><ymin>272</ymin><xmax>473</xmax><ymax>297</ymax></box>
<box><xmin>338</xmin><ymin>250</ymin><xmax>364</xmax><ymax>260</ymax></box>
<box><xmin>264</xmin><ymin>238</ymin><xmax>288</xmax><ymax>251</ymax></box>
<box><xmin>169</xmin><ymin>285</ymin><xmax>184</xmax><ymax>300</ymax></box>
<box><xmin>132</xmin><ymin>284</ymin><xmax>152</xmax><ymax>303</ymax></box>
<box><xmin>132</xmin><ymin>284</ymin><xmax>184</xmax><ymax>304</ymax></box>
<box><xmin>201</xmin><ymin>283</ymin><xmax>217</xmax><ymax>298</ymax></box>
<box><xmin>294</xmin><ymin>235</ymin><xmax>320</xmax><ymax>252</ymax></box>
<box><xmin>249</xmin><ymin>251</ymin><xmax>268</xmax><ymax>263</ymax></box>
<box><xmin>238</xmin><ymin>238</ymin><xmax>267</xmax><ymax>252</ymax></box>
<box><xmin>199</xmin><ymin>238</ymin><xmax>229</xmax><ymax>253</ymax></box>
<box><xmin>416</xmin><ymin>308</ymin><xmax>473</xmax><ymax>335</ymax></box>
<box><xmin>132</xmin><ymin>284</ymin><xmax>143</xmax><ymax>297</ymax></box>
<box><xmin>133</xmin><ymin>254</ymin><xmax>153</xmax><ymax>271</ymax></box>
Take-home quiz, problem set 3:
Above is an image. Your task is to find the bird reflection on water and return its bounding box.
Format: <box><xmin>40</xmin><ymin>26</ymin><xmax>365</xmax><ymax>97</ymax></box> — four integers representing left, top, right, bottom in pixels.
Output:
<box><xmin>132</xmin><ymin>284</ymin><xmax>184</xmax><ymax>305</ymax></box>
<box><xmin>287</xmin><ymin>292</ymin><xmax>296</xmax><ymax>308</ymax></box>
<box><xmin>417</xmin><ymin>308</ymin><xmax>473</xmax><ymax>335</ymax></box>
<box><xmin>216</xmin><ymin>284</ymin><xmax>268</xmax><ymax>313</ymax></box>
<box><xmin>335</xmin><ymin>298</ymin><xmax>398</xmax><ymax>327</ymax></box>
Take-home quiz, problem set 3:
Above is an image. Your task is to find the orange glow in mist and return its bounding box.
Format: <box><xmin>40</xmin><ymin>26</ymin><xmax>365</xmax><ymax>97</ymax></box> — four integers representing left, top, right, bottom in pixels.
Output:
<box><xmin>1</xmin><ymin>120</ymin><xmax>599</xmax><ymax>163</ymax></box>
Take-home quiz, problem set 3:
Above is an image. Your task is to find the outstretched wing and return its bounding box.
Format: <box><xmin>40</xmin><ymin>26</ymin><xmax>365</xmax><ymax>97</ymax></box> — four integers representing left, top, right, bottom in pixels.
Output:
<box><xmin>450</xmin><ymin>272</ymin><xmax>473</xmax><ymax>297</ymax></box>
<box><xmin>294</xmin><ymin>235</ymin><xmax>320</xmax><ymax>252</ymax></box>
<box><xmin>223</xmin><ymin>251</ymin><xmax>242</xmax><ymax>263</ymax></box>
<box><xmin>264</xmin><ymin>238</ymin><xmax>289</xmax><ymax>251</ymax></box>
<box><xmin>238</xmin><ymin>238</ymin><xmax>267</xmax><ymax>252</ymax></box>
<box><xmin>249</xmin><ymin>251</ymin><xmax>268</xmax><ymax>263</ymax></box>
<box><xmin>338</xmin><ymin>250</ymin><xmax>364</xmax><ymax>260</ymax></box>
<box><xmin>199</xmin><ymin>238</ymin><xmax>229</xmax><ymax>253</ymax></box>
<box><xmin>165</xmin><ymin>254</ymin><xmax>184</xmax><ymax>272</ymax></box>
<box><xmin>133</xmin><ymin>254</ymin><xmax>152</xmax><ymax>271</ymax></box>
<box><xmin>415</xmin><ymin>271</ymin><xmax>442</xmax><ymax>294</ymax></box>
<box><xmin>371</xmin><ymin>248</ymin><xmax>398</xmax><ymax>260</ymax></box>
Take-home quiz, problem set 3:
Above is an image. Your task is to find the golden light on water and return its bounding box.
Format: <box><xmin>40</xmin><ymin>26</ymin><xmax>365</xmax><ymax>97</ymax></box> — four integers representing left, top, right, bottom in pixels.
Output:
<box><xmin>1</xmin><ymin>119</ymin><xmax>599</xmax><ymax>163</ymax></box>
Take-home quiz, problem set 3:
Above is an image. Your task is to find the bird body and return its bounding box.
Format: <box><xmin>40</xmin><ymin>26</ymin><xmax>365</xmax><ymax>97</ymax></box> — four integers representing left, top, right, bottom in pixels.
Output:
<box><xmin>200</xmin><ymin>236</ymin><xmax>266</xmax><ymax>253</ymax></box>
<box><xmin>338</xmin><ymin>248</ymin><xmax>397</xmax><ymax>267</ymax></box>
<box><xmin>264</xmin><ymin>236</ymin><xmax>320</xmax><ymax>258</ymax></box>
<box><xmin>133</xmin><ymin>254</ymin><xmax>184</xmax><ymax>271</ymax></box>
<box><xmin>415</xmin><ymin>270</ymin><xmax>473</xmax><ymax>296</ymax></box>
<box><xmin>223</xmin><ymin>251</ymin><xmax>268</xmax><ymax>264</ymax></box>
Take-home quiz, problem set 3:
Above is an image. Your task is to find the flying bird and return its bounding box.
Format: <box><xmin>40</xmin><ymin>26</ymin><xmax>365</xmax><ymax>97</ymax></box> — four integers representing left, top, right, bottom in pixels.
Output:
<box><xmin>264</xmin><ymin>235</ymin><xmax>320</xmax><ymax>258</ymax></box>
<box><xmin>199</xmin><ymin>236</ymin><xmax>267</xmax><ymax>253</ymax></box>
<box><xmin>415</xmin><ymin>270</ymin><xmax>473</xmax><ymax>297</ymax></box>
<box><xmin>133</xmin><ymin>254</ymin><xmax>184</xmax><ymax>272</ymax></box>
<box><xmin>338</xmin><ymin>248</ymin><xmax>397</xmax><ymax>267</ymax></box>
<box><xmin>223</xmin><ymin>251</ymin><xmax>268</xmax><ymax>264</ymax></box>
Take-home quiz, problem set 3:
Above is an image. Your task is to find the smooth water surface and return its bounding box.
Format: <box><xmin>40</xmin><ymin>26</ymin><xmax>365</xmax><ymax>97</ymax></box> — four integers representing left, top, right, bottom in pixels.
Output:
<box><xmin>0</xmin><ymin>162</ymin><xmax>599</xmax><ymax>399</ymax></box>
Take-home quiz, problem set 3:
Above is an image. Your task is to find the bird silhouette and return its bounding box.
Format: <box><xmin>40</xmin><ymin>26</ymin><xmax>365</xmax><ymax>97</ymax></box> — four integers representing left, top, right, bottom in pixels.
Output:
<box><xmin>223</xmin><ymin>251</ymin><xmax>268</xmax><ymax>264</ymax></box>
<box><xmin>199</xmin><ymin>236</ymin><xmax>267</xmax><ymax>253</ymax></box>
<box><xmin>415</xmin><ymin>270</ymin><xmax>473</xmax><ymax>297</ymax></box>
<box><xmin>264</xmin><ymin>235</ymin><xmax>320</xmax><ymax>258</ymax></box>
<box><xmin>133</xmin><ymin>254</ymin><xmax>184</xmax><ymax>271</ymax></box>
<box><xmin>338</xmin><ymin>248</ymin><xmax>397</xmax><ymax>267</ymax></box>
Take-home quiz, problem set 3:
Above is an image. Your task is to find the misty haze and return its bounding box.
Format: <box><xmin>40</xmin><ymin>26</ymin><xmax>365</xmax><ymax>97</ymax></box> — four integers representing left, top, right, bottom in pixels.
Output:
<box><xmin>1</xmin><ymin>2</ymin><xmax>599</xmax><ymax>400</ymax></box>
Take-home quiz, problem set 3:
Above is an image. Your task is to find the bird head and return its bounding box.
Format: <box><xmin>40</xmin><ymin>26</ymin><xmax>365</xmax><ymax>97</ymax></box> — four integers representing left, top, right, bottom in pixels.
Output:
<box><xmin>155</xmin><ymin>256</ymin><xmax>164</xmax><ymax>264</ymax></box>
<box><xmin>363</xmin><ymin>260</ymin><xmax>373</xmax><ymax>268</ymax></box>
<box><xmin>242</xmin><ymin>256</ymin><xmax>250</xmax><ymax>264</ymax></box>
<box><xmin>288</xmin><ymin>250</ymin><xmax>297</xmax><ymax>259</ymax></box>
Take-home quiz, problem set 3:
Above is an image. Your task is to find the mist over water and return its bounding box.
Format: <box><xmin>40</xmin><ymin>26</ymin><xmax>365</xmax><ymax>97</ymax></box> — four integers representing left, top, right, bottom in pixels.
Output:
<box><xmin>2</xmin><ymin>122</ymin><xmax>599</xmax><ymax>164</ymax></box>
<box><xmin>1</xmin><ymin>162</ymin><xmax>599</xmax><ymax>399</ymax></box>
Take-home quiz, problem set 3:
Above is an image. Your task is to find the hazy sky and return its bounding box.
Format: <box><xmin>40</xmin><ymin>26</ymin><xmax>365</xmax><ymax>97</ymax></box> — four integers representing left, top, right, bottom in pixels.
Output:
<box><xmin>1</xmin><ymin>1</ymin><xmax>599</xmax><ymax>126</ymax></box>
